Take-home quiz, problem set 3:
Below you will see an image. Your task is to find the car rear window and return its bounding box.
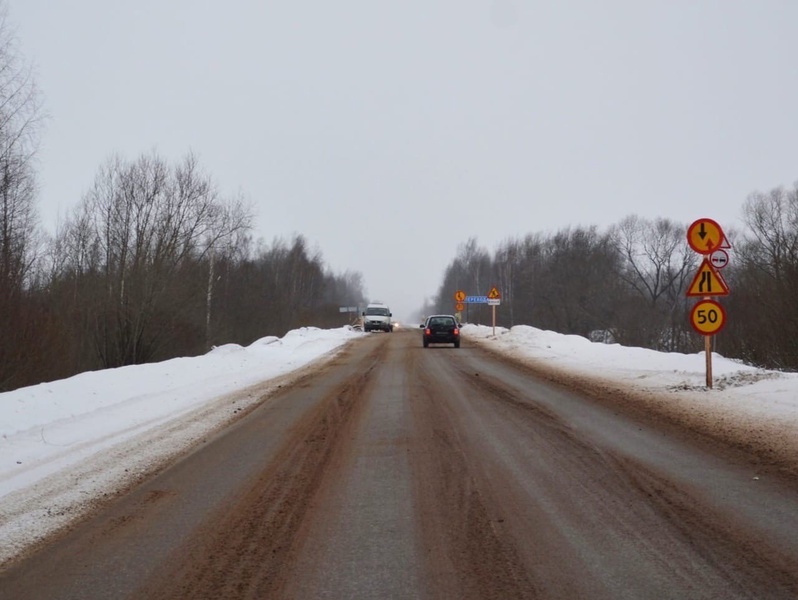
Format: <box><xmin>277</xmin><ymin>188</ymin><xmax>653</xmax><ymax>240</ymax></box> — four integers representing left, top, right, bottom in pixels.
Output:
<box><xmin>430</xmin><ymin>317</ymin><xmax>454</xmax><ymax>326</ymax></box>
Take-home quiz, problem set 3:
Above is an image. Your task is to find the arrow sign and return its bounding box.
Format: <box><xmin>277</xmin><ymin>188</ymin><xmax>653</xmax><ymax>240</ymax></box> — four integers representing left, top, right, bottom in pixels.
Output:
<box><xmin>687</xmin><ymin>218</ymin><xmax>726</xmax><ymax>254</ymax></box>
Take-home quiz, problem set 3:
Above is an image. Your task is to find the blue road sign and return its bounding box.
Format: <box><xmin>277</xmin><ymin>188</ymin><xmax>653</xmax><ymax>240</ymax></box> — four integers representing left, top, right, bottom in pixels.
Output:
<box><xmin>465</xmin><ymin>295</ymin><xmax>488</xmax><ymax>304</ymax></box>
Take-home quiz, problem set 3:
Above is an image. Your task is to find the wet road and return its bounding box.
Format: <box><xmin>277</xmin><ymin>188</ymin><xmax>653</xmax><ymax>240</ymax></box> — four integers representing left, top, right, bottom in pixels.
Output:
<box><xmin>2</xmin><ymin>330</ymin><xmax>798</xmax><ymax>599</ymax></box>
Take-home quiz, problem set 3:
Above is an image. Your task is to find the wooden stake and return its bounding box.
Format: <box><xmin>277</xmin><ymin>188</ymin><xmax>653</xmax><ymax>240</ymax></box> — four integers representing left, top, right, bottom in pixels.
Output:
<box><xmin>705</xmin><ymin>334</ymin><xmax>713</xmax><ymax>389</ymax></box>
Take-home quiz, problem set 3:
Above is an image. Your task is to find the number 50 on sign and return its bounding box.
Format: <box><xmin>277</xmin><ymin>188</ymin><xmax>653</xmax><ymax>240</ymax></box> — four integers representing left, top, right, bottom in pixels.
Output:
<box><xmin>690</xmin><ymin>299</ymin><xmax>727</xmax><ymax>336</ymax></box>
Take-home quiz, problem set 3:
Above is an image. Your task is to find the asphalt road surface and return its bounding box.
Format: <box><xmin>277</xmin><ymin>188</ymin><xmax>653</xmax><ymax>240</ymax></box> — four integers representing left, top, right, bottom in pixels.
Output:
<box><xmin>2</xmin><ymin>330</ymin><xmax>798</xmax><ymax>599</ymax></box>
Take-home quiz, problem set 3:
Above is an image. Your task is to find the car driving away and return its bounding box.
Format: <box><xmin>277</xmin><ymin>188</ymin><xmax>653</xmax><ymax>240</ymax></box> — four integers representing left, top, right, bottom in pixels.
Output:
<box><xmin>420</xmin><ymin>314</ymin><xmax>461</xmax><ymax>348</ymax></box>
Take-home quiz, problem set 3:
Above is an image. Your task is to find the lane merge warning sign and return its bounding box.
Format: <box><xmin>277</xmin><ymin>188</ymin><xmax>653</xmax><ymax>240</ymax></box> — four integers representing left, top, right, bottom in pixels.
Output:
<box><xmin>686</xmin><ymin>259</ymin><xmax>730</xmax><ymax>297</ymax></box>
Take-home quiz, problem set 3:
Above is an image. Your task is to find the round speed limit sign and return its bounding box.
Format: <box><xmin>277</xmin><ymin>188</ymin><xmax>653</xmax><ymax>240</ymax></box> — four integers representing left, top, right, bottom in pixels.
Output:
<box><xmin>690</xmin><ymin>299</ymin><xmax>726</xmax><ymax>335</ymax></box>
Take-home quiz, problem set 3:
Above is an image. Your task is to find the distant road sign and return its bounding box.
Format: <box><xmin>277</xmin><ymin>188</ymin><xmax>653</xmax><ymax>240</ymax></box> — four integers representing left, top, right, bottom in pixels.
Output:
<box><xmin>709</xmin><ymin>249</ymin><xmax>729</xmax><ymax>269</ymax></box>
<box><xmin>455</xmin><ymin>290</ymin><xmax>466</xmax><ymax>302</ymax></box>
<box><xmin>687</xmin><ymin>218</ymin><xmax>726</xmax><ymax>254</ymax></box>
<box><xmin>466</xmin><ymin>295</ymin><xmax>488</xmax><ymax>304</ymax></box>
<box><xmin>487</xmin><ymin>286</ymin><xmax>501</xmax><ymax>300</ymax></box>
<box><xmin>455</xmin><ymin>302</ymin><xmax>465</xmax><ymax>311</ymax></box>
<box><xmin>687</xmin><ymin>259</ymin><xmax>730</xmax><ymax>297</ymax></box>
<box><xmin>487</xmin><ymin>299</ymin><xmax>501</xmax><ymax>306</ymax></box>
<box><xmin>690</xmin><ymin>299</ymin><xmax>727</xmax><ymax>335</ymax></box>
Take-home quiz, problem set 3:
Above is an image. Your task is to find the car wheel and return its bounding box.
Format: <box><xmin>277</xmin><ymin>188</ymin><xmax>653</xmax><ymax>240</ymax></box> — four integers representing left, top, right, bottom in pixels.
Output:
<box><xmin>423</xmin><ymin>340</ymin><xmax>429</xmax><ymax>348</ymax></box>
<box><xmin>454</xmin><ymin>340</ymin><xmax>460</xmax><ymax>348</ymax></box>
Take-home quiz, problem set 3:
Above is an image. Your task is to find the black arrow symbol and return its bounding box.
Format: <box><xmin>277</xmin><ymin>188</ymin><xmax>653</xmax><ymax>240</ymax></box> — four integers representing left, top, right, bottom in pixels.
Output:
<box><xmin>698</xmin><ymin>223</ymin><xmax>707</xmax><ymax>240</ymax></box>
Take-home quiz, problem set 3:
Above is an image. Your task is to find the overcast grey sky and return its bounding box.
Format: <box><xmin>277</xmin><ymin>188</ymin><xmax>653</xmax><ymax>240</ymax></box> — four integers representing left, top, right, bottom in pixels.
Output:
<box><xmin>9</xmin><ymin>0</ymin><xmax>798</xmax><ymax>321</ymax></box>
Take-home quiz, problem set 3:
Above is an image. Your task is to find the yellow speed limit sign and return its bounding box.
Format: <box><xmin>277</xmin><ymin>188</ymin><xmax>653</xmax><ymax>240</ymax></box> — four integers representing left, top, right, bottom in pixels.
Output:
<box><xmin>690</xmin><ymin>299</ymin><xmax>727</xmax><ymax>335</ymax></box>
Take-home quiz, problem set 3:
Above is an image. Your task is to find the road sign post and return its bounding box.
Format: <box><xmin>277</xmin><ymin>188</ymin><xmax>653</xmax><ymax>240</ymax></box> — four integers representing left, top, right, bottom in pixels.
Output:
<box><xmin>686</xmin><ymin>219</ymin><xmax>732</xmax><ymax>389</ymax></box>
<box><xmin>690</xmin><ymin>298</ymin><xmax>727</xmax><ymax>388</ymax></box>
<box><xmin>454</xmin><ymin>290</ymin><xmax>467</xmax><ymax>324</ymax></box>
<box><xmin>706</xmin><ymin>330</ymin><xmax>715</xmax><ymax>389</ymax></box>
<box><xmin>487</xmin><ymin>286</ymin><xmax>501</xmax><ymax>336</ymax></box>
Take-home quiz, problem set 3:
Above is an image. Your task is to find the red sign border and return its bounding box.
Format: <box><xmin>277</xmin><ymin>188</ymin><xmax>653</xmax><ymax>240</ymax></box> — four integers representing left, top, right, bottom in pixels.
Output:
<box><xmin>686</xmin><ymin>258</ymin><xmax>730</xmax><ymax>297</ymax></box>
<box><xmin>690</xmin><ymin>299</ymin><xmax>727</xmax><ymax>336</ymax></box>
<box><xmin>687</xmin><ymin>218</ymin><xmax>726</xmax><ymax>255</ymax></box>
<box><xmin>709</xmin><ymin>248</ymin><xmax>729</xmax><ymax>270</ymax></box>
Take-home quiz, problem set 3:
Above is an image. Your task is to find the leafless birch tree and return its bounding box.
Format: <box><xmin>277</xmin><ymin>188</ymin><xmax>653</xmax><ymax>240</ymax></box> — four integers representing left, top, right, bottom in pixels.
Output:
<box><xmin>0</xmin><ymin>2</ymin><xmax>45</xmax><ymax>389</ymax></box>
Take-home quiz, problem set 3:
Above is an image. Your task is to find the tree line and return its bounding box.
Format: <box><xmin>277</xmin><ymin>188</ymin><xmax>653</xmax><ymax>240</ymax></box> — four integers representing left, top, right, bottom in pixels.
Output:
<box><xmin>0</xmin><ymin>5</ymin><xmax>367</xmax><ymax>391</ymax></box>
<box><xmin>3</xmin><ymin>0</ymin><xmax>798</xmax><ymax>391</ymax></box>
<box><xmin>425</xmin><ymin>189</ymin><xmax>798</xmax><ymax>372</ymax></box>
<box><xmin>1</xmin><ymin>147</ymin><xmax>368</xmax><ymax>391</ymax></box>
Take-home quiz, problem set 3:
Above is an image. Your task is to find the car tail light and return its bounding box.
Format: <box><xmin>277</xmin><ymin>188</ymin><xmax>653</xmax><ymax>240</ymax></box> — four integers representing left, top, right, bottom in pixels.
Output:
<box><xmin>454</xmin><ymin>328</ymin><xmax>459</xmax><ymax>335</ymax></box>
<box><xmin>425</xmin><ymin>328</ymin><xmax>431</xmax><ymax>335</ymax></box>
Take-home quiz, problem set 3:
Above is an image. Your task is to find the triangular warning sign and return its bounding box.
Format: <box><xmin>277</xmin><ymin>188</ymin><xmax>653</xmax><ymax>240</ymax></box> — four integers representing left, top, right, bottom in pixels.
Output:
<box><xmin>487</xmin><ymin>286</ymin><xmax>501</xmax><ymax>300</ymax></box>
<box><xmin>686</xmin><ymin>259</ymin><xmax>730</xmax><ymax>297</ymax></box>
<box><xmin>719</xmin><ymin>234</ymin><xmax>731</xmax><ymax>250</ymax></box>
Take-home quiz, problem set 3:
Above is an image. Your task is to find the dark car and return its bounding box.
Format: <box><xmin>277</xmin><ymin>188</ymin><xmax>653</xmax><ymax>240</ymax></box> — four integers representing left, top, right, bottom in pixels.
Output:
<box><xmin>420</xmin><ymin>315</ymin><xmax>461</xmax><ymax>348</ymax></box>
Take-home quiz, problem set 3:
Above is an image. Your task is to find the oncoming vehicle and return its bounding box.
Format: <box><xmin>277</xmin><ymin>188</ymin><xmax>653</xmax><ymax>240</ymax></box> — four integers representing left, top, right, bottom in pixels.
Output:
<box><xmin>420</xmin><ymin>315</ymin><xmax>461</xmax><ymax>348</ymax></box>
<box><xmin>362</xmin><ymin>302</ymin><xmax>393</xmax><ymax>333</ymax></box>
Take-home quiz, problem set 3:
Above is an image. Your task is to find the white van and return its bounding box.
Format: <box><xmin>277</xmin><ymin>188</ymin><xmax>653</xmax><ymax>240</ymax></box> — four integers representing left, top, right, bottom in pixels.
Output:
<box><xmin>362</xmin><ymin>302</ymin><xmax>393</xmax><ymax>333</ymax></box>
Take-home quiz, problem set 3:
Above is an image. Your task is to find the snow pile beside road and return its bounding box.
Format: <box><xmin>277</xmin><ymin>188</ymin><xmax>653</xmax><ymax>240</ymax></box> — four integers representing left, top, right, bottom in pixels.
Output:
<box><xmin>0</xmin><ymin>326</ymin><xmax>362</xmax><ymax>566</ymax></box>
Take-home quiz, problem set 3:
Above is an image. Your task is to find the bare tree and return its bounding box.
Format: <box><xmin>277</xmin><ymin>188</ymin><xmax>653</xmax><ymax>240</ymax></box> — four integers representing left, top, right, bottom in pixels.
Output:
<box><xmin>726</xmin><ymin>185</ymin><xmax>798</xmax><ymax>368</ymax></box>
<box><xmin>739</xmin><ymin>186</ymin><xmax>798</xmax><ymax>281</ymax></box>
<box><xmin>199</xmin><ymin>188</ymin><xmax>252</xmax><ymax>350</ymax></box>
<box><xmin>437</xmin><ymin>238</ymin><xmax>492</xmax><ymax>322</ymax></box>
<box><xmin>494</xmin><ymin>238</ymin><xmax>520</xmax><ymax>326</ymax></box>
<box><xmin>610</xmin><ymin>215</ymin><xmax>697</xmax><ymax>350</ymax></box>
<box><xmin>55</xmin><ymin>152</ymin><xmax>254</xmax><ymax>367</ymax></box>
<box><xmin>533</xmin><ymin>226</ymin><xmax>620</xmax><ymax>337</ymax></box>
<box><xmin>0</xmin><ymin>2</ymin><xmax>45</xmax><ymax>390</ymax></box>
<box><xmin>432</xmin><ymin>228</ymin><xmax>621</xmax><ymax>336</ymax></box>
<box><xmin>213</xmin><ymin>234</ymin><xmax>349</xmax><ymax>340</ymax></box>
<box><xmin>458</xmin><ymin>237</ymin><xmax>492</xmax><ymax>297</ymax></box>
